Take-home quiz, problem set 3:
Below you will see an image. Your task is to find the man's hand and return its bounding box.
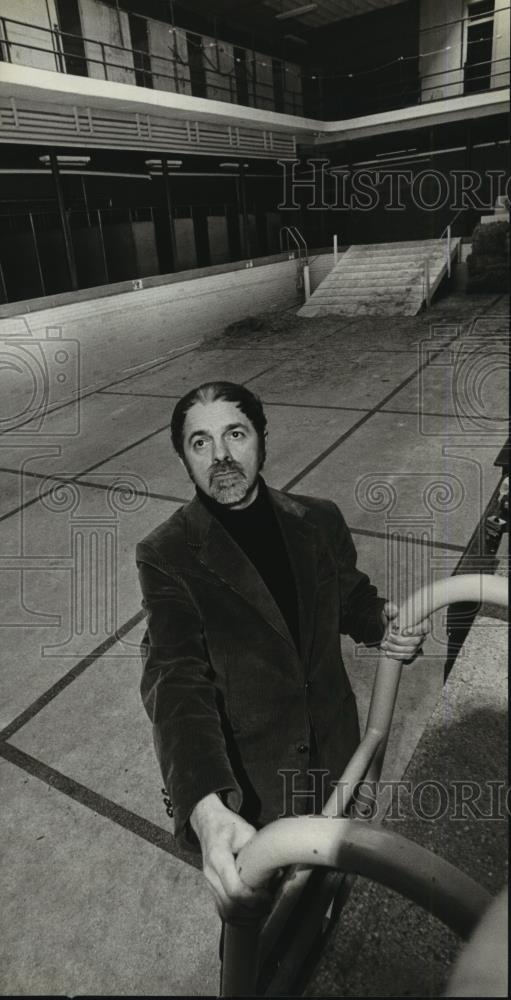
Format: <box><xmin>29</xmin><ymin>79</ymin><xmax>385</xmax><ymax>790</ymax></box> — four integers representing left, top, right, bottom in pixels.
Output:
<box><xmin>190</xmin><ymin>793</ymin><xmax>271</xmax><ymax>923</ymax></box>
<box><xmin>380</xmin><ymin>601</ymin><xmax>430</xmax><ymax>662</ymax></box>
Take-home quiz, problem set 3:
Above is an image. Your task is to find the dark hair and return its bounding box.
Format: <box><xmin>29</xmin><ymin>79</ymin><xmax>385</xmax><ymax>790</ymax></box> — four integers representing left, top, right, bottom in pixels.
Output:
<box><xmin>170</xmin><ymin>381</ymin><xmax>267</xmax><ymax>459</ymax></box>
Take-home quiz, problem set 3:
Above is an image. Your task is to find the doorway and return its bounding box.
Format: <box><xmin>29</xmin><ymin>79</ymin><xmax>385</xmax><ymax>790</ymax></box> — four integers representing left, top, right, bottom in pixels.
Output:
<box><xmin>55</xmin><ymin>0</ymin><xmax>87</xmax><ymax>76</ymax></box>
<box><xmin>234</xmin><ymin>47</ymin><xmax>250</xmax><ymax>105</ymax></box>
<box><xmin>129</xmin><ymin>14</ymin><xmax>153</xmax><ymax>88</ymax></box>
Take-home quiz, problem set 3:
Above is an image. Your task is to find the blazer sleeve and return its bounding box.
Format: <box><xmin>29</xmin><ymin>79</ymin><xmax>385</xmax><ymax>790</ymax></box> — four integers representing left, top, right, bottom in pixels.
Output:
<box><xmin>332</xmin><ymin>504</ymin><xmax>386</xmax><ymax>646</ymax></box>
<box><xmin>136</xmin><ymin>541</ymin><xmax>242</xmax><ymax>848</ymax></box>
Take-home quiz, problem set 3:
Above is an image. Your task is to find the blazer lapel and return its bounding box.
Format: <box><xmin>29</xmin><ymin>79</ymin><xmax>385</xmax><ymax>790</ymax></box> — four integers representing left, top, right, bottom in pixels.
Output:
<box><xmin>268</xmin><ymin>488</ymin><xmax>318</xmax><ymax>665</ymax></box>
<box><xmin>184</xmin><ymin>495</ymin><xmax>297</xmax><ymax>650</ymax></box>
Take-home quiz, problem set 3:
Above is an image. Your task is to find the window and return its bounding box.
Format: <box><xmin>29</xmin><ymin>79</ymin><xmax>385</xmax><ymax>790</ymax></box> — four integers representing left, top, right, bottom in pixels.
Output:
<box><xmin>467</xmin><ymin>0</ymin><xmax>495</xmax><ymax>16</ymax></box>
<box><xmin>464</xmin><ymin>0</ymin><xmax>495</xmax><ymax>93</ymax></box>
<box><xmin>187</xmin><ymin>32</ymin><xmax>207</xmax><ymax>97</ymax></box>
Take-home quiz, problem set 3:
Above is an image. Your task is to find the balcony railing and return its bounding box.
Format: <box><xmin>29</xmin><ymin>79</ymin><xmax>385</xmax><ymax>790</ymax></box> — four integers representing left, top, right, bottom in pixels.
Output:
<box><xmin>0</xmin><ymin>15</ymin><xmax>303</xmax><ymax>116</ymax></box>
<box><xmin>0</xmin><ymin>10</ymin><xmax>508</xmax><ymax>121</ymax></box>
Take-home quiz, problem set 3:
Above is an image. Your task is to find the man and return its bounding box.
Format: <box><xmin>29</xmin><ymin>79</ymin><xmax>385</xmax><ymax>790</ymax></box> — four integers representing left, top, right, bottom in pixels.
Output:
<box><xmin>136</xmin><ymin>381</ymin><xmax>428</xmax><ymax>922</ymax></box>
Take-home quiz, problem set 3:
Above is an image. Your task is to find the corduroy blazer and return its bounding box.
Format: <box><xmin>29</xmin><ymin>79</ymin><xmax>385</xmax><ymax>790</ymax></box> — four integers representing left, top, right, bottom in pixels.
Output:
<box><xmin>136</xmin><ymin>484</ymin><xmax>386</xmax><ymax>847</ymax></box>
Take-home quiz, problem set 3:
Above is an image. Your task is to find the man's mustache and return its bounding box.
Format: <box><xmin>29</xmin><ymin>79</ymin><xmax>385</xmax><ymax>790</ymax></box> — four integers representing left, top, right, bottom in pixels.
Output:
<box><xmin>209</xmin><ymin>460</ymin><xmax>245</xmax><ymax>482</ymax></box>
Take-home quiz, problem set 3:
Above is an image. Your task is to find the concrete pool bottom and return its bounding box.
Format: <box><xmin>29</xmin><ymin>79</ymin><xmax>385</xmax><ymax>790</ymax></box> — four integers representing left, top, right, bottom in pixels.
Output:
<box><xmin>0</xmin><ymin>290</ymin><xmax>508</xmax><ymax>995</ymax></box>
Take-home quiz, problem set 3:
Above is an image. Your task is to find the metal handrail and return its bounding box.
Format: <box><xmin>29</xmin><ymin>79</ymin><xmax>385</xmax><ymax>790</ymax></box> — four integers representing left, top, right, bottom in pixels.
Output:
<box><xmin>439</xmin><ymin>208</ymin><xmax>466</xmax><ymax>277</ymax></box>
<box><xmin>279</xmin><ymin>225</ymin><xmax>308</xmax><ymax>262</ymax></box>
<box><xmin>280</xmin><ymin>226</ymin><xmax>309</xmax><ymax>300</ymax></box>
<box><xmin>290</xmin><ymin>226</ymin><xmax>308</xmax><ymax>260</ymax></box>
<box><xmin>421</xmin><ymin>208</ymin><xmax>466</xmax><ymax>307</ymax></box>
<box><xmin>439</xmin><ymin>208</ymin><xmax>466</xmax><ymax>242</ymax></box>
<box><xmin>257</xmin><ymin>571</ymin><xmax>506</xmax><ymax>960</ymax></box>
<box><xmin>222</xmin><ymin>573</ymin><xmax>508</xmax><ymax>997</ymax></box>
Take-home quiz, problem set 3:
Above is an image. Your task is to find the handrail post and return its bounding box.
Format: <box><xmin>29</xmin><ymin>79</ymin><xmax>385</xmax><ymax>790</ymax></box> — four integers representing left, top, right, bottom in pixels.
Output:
<box><xmin>48</xmin><ymin>21</ymin><xmax>60</xmax><ymax>72</ymax></box>
<box><xmin>424</xmin><ymin>257</ymin><xmax>431</xmax><ymax>307</ymax></box>
<box><xmin>52</xmin><ymin>22</ymin><xmax>65</xmax><ymax>73</ymax></box>
<box><xmin>447</xmin><ymin>224</ymin><xmax>451</xmax><ymax>277</ymax></box>
<box><xmin>333</xmin><ymin>233</ymin><xmax>338</xmax><ymax>265</ymax></box>
<box><xmin>0</xmin><ymin>257</ymin><xmax>8</xmax><ymax>303</ymax></box>
<box><xmin>221</xmin><ymin>919</ymin><xmax>263</xmax><ymax>997</ymax></box>
<box><xmin>29</xmin><ymin>211</ymin><xmax>46</xmax><ymax>296</ymax></box>
<box><xmin>100</xmin><ymin>41</ymin><xmax>107</xmax><ymax>80</ymax></box>
<box><xmin>0</xmin><ymin>17</ymin><xmax>12</xmax><ymax>62</ymax></box>
<box><xmin>303</xmin><ymin>261</ymin><xmax>311</xmax><ymax>301</ymax></box>
<box><xmin>97</xmin><ymin>208</ymin><xmax>109</xmax><ymax>283</ymax></box>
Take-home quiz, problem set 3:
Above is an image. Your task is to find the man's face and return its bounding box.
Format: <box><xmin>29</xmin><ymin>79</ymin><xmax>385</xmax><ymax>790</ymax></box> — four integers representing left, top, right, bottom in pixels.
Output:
<box><xmin>181</xmin><ymin>398</ymin><xmax>264</xmax><ymax>507</ymax></box>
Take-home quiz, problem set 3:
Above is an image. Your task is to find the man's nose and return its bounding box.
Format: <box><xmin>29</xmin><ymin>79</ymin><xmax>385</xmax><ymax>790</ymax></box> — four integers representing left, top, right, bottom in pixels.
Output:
<box><xmin>212</xmin><ymin>437</ymin><xmax>231</xmax><ymax>462</ymax></box>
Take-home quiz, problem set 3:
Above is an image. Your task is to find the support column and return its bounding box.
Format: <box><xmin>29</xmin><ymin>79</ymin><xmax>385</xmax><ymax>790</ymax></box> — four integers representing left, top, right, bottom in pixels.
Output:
<box><xmin>465</xmin><ymin>121</ymin><xmax>476</xmax><ymax>237</ymax></box>
<box><xmin>429</xmin><ymin>125</ymin><xmax>437</xmax><ymax>239</ymax></box>
<box><xmin>114</xmin><ymin>0</ymin><xmax>123</xmax><ymax>42</ymax></box>
<box><xmin>237</xmin><ymin>163</ymin><xmax>250</xmax><ymax>259</ymax></box>
<box><xmin>161</xmin><ymin>156</ymin><xmax>178</xmax><ymax>272</ymax></box>
<box><xmin>49</xmin><ymin>150</ymin><xmax>78</xmax><ymax>290</ymax></box>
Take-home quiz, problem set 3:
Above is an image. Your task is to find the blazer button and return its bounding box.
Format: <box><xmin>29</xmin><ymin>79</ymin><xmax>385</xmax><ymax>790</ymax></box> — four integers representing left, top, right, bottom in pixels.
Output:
<box><xmin>297</xmin><ymin>743</ymin><xmax>309</xmax><ymax>754</ymax></box>
<box><xmin>161</xmin><ymin>787</ymin><xmax>174</xmax><ymax>818</ymax></box>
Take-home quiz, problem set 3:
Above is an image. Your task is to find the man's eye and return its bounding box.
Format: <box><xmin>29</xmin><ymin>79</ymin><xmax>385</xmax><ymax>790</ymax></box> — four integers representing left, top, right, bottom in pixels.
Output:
<box><xmin>230</xmin><ymin>430</ymin><xmax>244</xmax><ymax>439</ymax></box>
<box><xmin>193</xmin><ymin>439</ymin><xmax>205</xmax><ymax>449</ymax></box>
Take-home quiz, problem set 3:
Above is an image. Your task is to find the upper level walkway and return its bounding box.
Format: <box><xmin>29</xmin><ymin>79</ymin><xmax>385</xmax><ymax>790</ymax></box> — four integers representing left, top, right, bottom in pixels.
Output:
<box><xmin>1</xmin><ymin>58</ymin><xmax>508</xmax><ymax>158</ymax></box>
<box><xmin>0</xmin><ymin>5</ymin><xmax>509</xmax><ymax>155</ymax></box>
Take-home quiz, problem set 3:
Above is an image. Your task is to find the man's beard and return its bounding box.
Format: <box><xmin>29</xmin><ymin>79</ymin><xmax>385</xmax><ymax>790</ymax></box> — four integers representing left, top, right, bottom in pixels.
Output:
<box><xmin>208</xmin><ymin>461</ymin><xmax>252</xmax><ymax>505</ymax></box>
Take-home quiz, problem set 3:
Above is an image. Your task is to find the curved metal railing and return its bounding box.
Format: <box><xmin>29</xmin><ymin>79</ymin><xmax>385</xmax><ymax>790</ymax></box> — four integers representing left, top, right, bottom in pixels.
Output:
<box><xmin>279</xmin><ymin>226</ymin><xmax>308</xmax><ymax>263</ymax></box>
<box><xmin>221</xmin><ymin>573</ymin><xmax>508</xmax><ymax>997</ymax></box>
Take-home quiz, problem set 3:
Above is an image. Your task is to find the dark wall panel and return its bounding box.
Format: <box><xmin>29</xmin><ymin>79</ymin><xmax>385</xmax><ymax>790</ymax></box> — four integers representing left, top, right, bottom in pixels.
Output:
<box><xmin>0</xmin><ymin>233</ymin><xmax>44</xmax><ymax>301</ymax></box>
<box><xmin>306</xmin><ymin>0</ymin><xmax>420</xmax><ymax>119</ymax></box>
<box><xmin>73</xmin><ymin>227</ymin><xmax>108</xmax><ymax>288</ymax></box>
<box><xmin>132</xmin><ymin>221</ymin><xmax>159</xmax><ymax>276</ymax></box>
<box><xmin>37</xmin><ymin>230</ymin><xmax>72</xmax><ymax>295</ymax></box>
<box><xmin>102</xmin><ymin>223</ymin><xmax>136</xmax><ymax>282</ymax></box>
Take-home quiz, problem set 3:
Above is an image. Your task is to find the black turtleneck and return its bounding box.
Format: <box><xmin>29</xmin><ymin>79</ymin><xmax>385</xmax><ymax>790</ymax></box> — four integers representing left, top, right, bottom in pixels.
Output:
<box><xmin>197</xmin><ymin>477</ymin><xmax>301</xmax><ymax>652</ymax></box>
